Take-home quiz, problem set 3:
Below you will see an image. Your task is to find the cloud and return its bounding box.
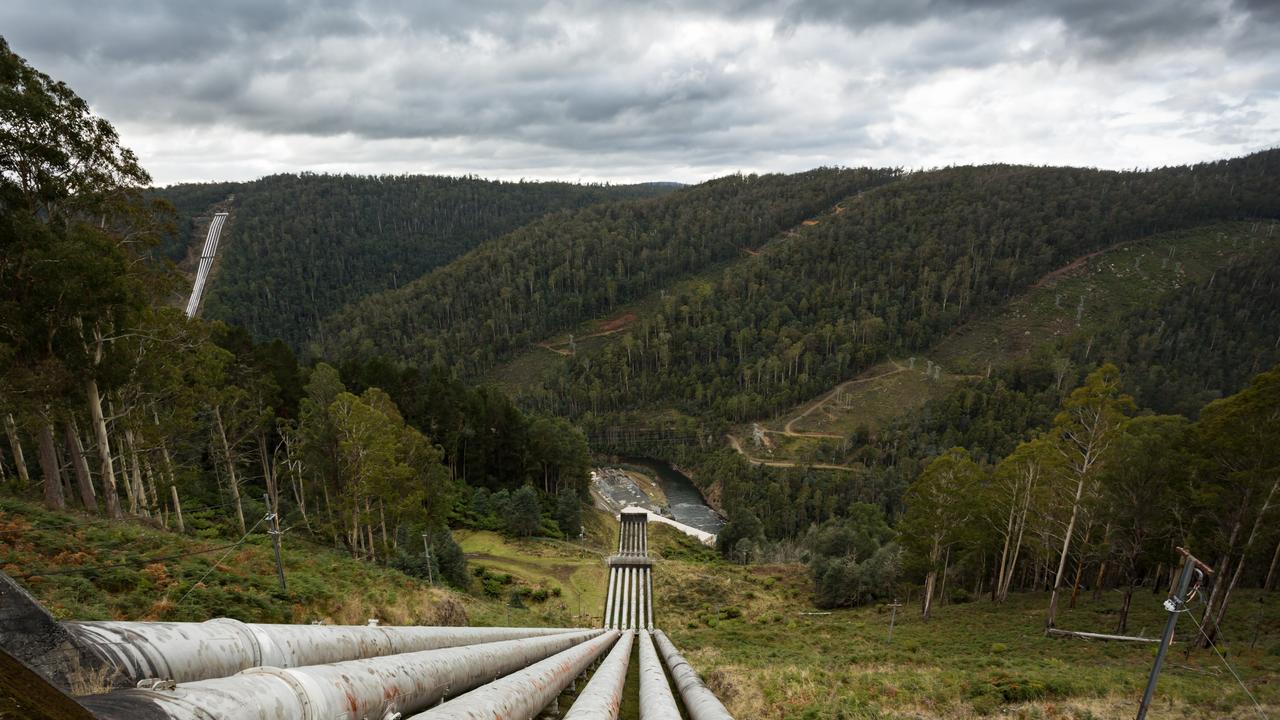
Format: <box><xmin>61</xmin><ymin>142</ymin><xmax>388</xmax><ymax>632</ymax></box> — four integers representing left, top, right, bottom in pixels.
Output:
<box><xmin>0</xmin><ymin>0</ymin><xmax>1275</xmax><ymax>184</ymax></box>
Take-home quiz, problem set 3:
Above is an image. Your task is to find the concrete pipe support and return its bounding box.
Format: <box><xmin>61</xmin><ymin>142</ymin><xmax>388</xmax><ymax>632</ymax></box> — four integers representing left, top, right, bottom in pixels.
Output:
<box><xmin>653</xmin><ymin>630</ymin><xmax>735</xmax><ymax>720</ymax></box>
<box><xmin>79</xmin><ymin>629</ymin><xmax>604</xmax><ymax>720</ymax></box>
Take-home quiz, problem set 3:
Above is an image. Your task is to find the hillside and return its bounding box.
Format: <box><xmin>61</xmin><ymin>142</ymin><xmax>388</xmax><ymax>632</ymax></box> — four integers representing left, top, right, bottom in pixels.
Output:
<box><xmin>154</xmin><ymin>174</ymin><xmax>676</xmax><ymax>348</ymax></box>
<box><xmin>323</xmin><ymin>167</ymin><xmax>900</xmax><ymax>375</ymax></box>
<box><xmin>735</xmin><ymin>221</ymin><xmax>1280</xmax><ymax>468</ymax></box>
<box><xmin>9</xmin><ymin>497</ymin><xmax>1271</xmax><ymax>719</ymax></box>
<box><xmin>521</xmin><ymin>154</ymin><xmax>1280</xmax><ymax>429</ymax></box>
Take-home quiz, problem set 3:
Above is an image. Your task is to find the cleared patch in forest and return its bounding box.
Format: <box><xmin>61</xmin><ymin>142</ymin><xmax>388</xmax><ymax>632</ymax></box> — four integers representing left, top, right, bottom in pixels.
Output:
<box><xmin>746</xmin><ymin>221</ymin><xmax>1277</xmax><ymax>464</ymax></box>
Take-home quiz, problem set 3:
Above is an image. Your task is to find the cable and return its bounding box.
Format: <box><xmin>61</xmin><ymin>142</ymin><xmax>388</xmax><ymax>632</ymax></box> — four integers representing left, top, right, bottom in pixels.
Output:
<box><xmin>172</xmin><ymin>512</ymin><xmax>270</xmax><ymax>608</ymax></box>
<box><xmin>1185</xmin><ymin>602</ymin><xmax>1268</xmax><ymax>720</ymax></box>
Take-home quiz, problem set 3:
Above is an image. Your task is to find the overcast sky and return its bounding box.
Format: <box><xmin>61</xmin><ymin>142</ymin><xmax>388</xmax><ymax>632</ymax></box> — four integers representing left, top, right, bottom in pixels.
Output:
<box><xmin>3</xmin><ymin>0</ymin><xmax>1277</xmax><ymax>186</ymax></box>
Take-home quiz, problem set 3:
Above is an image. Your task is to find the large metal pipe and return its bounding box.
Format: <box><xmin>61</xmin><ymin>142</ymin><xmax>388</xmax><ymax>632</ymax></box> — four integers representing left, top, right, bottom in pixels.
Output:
<box><xmin>647</xmin><ymin>568</ymin><xmax>655</xmax><ymax>630</ymax></box>
<box><xmin>79</xmin><ymin>629</ymin><xmax>605</xmax><ymax>720</ymax></box>
<box><xmin>637</xmin><ymin>630</ymin><xmax>680</xmax><ymax>719</ymax></box>
<box><xmin>603</xmin><ymin>567</ymin><xmax>619</xmax><ymax>630</ymax></box>
<box><xmin>408</xmin><ymin>631</ymin><xmax>620</xmax><ymax>719</ymax></box>
<box><xmin>621</xmin><ymin>566</ymin><xmax>632</xmax><ymax>630</ymax></box>
<box><xmin>64</xmin><ymin>619</ymin><xmax>580</xmax><ymax>684</ymax></box>
<box><xmin>630</xmin><ymin>567</ymin><xmax>639</xmax><ymax>631</ymax></box>
<box><xmin>653</xmin><ymin>630</ymin><xmax>735</xmax><ymax>720</ymax></box>
<box><xmin>563</xmin><ymin>631</ymin><xmax>633</xmax><ymax>719</ymax></box>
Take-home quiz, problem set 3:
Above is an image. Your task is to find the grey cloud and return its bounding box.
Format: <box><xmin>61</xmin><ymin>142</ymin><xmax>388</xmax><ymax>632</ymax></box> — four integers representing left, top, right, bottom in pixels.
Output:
<box><xmin>0</xmin><ymin>0</ymin><xmax>1275</xmax><ymax>185</ymax></box>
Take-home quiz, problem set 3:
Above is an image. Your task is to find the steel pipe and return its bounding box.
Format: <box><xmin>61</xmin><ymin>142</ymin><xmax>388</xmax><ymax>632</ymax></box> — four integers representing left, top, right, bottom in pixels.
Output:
<box><xmin>64</xmin><ymin>619</ymin><xmax>581</xmax><ymax>684</ymax></box>
<box><xmin>79</xmin><ymin>629</ymin><xmax>604</xmax><ymax>720</ymax></box>
<box><xmin>637</xmin><ymin>630</ymin><xmax>680</xmax><ymax>719</ymax></box>
<box><xmin>621</xmin><ymin>565</ymin><xmax>632</xmax><ymax>630</ymax></box>
<box><xmin>636</xmin><ymin>567</ymin><xmax>646</xmax><ymax>635</ymax></box>
<box><xmin>647</xmin><ymin>568</ymin><xmax>655</xmax><ymax>630</ymax></box>
<box><xmin>563</xmin><ymin>631</ymin><xmax>633</xmax><ymax>719</ymax></box>
<box><xmin>603</xmin><ymin>567</ymin><xmax>619</xmax><ymax>630</ymax></box>
<box><xmin>632</xmin><ymin>566</ymin><xmax>640</xmax><ymax>627</ymax></box>
<box><xmin>653</xmin><ymin>630</ymin><xmax>734</xmax><ymax>719</ymax></box>
<box><xmin>408</xmin><ymin>631</ymin><xmax>620</xmax><ymax>719</ymax></box>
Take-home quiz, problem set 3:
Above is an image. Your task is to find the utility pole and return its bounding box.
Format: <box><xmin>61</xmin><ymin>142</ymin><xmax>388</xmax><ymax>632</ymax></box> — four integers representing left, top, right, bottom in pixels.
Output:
<box><xmin>422</xmin><ymin>533</ymin><xmax>435</xmax><ymax>585</ymax></box>
<box><xmin>886</xmin><ymin>599</ymin><xmax>902</xmax><ymax>643</ymax></box>
<box><xmin>1136</xmin><ymin>547</ymin><xmax>1212</xmax><ymax>720</ymax></box>
<box><xmin>264</xmin><ymin>494</ymin><xmax>287</xmax><ymax>592</ymax></box>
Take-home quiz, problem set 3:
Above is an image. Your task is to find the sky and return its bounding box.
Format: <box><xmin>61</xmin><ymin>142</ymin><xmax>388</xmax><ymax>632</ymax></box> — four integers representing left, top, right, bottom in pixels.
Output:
<box><xmin>3</xmin><ymin>0</ymin><xmax>1278</xmax><ymax>186</ymax></box>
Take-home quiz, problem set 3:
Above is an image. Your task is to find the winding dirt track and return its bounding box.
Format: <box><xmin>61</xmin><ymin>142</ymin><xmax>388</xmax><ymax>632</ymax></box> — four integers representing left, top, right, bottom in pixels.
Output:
<box><xmin>780</xmin><ymin>360</ymin><xmax>906</xmax><ymax>436</ymax></box>
<box><xmin>725</xmin><ymin>434</ymin><xmax>860</xmax><ymax>472</ymax></box>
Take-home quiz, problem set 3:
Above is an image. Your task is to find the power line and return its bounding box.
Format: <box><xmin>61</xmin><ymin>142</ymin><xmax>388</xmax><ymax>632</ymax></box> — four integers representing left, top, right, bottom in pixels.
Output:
<box><xmin>1186</xmin><ymin>601</ymin><xmax>1269</xmax><ymax>720</ymax></box>
<box><xmin>172</xmin><ymin>512</ymin><xmax>270</xmax><ymax>608</ymax></box>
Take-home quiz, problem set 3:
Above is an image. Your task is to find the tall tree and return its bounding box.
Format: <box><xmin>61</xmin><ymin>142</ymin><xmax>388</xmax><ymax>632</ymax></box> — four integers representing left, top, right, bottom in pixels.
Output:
<box><xmin>1046</xmin><ymin>364</ymin><xmax>1133</xmax><ymax>629</ymax></box>
<box><xmin>1192</xmin><ymin>364</ymin><xmax>1280</xmax><ymax>645</ymax></box>
<box><xmin>901</xmin><ymin>447</ymin><xmax>983</xmax><ymax>620</ymax></box>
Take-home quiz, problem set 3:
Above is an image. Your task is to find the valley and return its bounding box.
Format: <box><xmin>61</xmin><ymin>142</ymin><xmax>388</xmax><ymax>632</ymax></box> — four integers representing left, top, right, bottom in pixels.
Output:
<box><xmin>3</xmin><ymin>33</ymin><xmax>1280</xmax><ymax>718</ymax></box>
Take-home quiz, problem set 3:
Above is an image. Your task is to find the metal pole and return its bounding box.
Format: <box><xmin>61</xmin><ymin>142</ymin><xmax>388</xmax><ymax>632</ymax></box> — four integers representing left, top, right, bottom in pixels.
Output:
<box><xmin>264</xmin><ymin>494</ymin><xmax>286</xmax><ymax>592</ymax></box>
<box><xmin>422</xmin><ymin>533</ymin><xmax>435</xmax><ymax>585</ymax></box>
<box><xmin>1136</xmin><ymin>547</ymin><xmax>1209</xmax><ymax>720</ymax></box>
<box><xmin>887</xmin><ymin>600</ymin><xmax>901</xmax><ymax>643</ymax></box>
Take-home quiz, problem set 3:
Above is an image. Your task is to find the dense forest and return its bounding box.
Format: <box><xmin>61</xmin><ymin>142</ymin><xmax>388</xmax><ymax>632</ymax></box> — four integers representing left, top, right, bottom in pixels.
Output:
<box><xmin>526</xmin><ymin>157</ymin><xmax>1280</xmax><ymax>424</ymax></box>
<box><xmin>324</xmin><ymin>166</ymin><xmax>901</xmax><ymax>373</ymax></box>
<box><xmin>156</xmin><ymin>175</ymin><xmax>675</xmax><ymax>349</ymax></box>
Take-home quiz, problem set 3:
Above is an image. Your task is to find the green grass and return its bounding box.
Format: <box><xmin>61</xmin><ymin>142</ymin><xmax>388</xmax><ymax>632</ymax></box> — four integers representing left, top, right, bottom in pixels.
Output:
<box><xmin>0</xmin><ymin>495</ymin><xmax>515</xmax><ymax>627</ymax></box>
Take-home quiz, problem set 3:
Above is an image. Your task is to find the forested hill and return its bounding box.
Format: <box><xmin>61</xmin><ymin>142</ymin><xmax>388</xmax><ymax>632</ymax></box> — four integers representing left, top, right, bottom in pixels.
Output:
<box><xmin>154</xmin><ymin>174</ymin><xmax>676</xmax><ymax>348</ymax></box>
<box><xmin>322</xmin><ymin>167</ymin><xmax>901</xmax><ymax>374</ymax></box>
<box><xmin>522</xmin><ymin>152</ymin><xmax>1280</xmax><ymax>423</ymax></box>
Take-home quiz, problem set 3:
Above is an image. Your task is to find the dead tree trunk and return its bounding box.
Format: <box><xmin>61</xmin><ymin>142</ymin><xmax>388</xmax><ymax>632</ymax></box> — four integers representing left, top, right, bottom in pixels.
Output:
<box><xmin>86</xmin><ymin>379</ymin><xmax>122</xmax><ymax>518</ymax></box>
<box><xmin>4</xmin><ymin>413</ymin><xmax>30</xmax><ymax>488</ymax></box>
<box><xmin>213</xmin><ymin>406</ymin><xmax>246</xmax><ymax>533</ymax></box>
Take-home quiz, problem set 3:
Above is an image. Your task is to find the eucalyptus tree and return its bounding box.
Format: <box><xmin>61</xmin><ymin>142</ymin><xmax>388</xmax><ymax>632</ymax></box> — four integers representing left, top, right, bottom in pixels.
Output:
<box><xmin>988</xmin><ymin>435</ymin><xmax>1059</xmax><ymax>603</ymax></box>
<box><xmin>901</xmin><ymin>447</ymin><xmax>983</xmax><ymax>620</ymax></box>
<box><xmin>1045</xmin><ymin>364</ymin><xmax>1134</xmax><ymax>629</ymax></box>
<box><xmin>1098</xmin><ymin>414</ymin><xmax>1192</xmax><ymax>632</ymax></box>
<box><xmin>1192</xmin><ymin>364</ymin><xmax>1280</xmax><ymax>646</ymax></box>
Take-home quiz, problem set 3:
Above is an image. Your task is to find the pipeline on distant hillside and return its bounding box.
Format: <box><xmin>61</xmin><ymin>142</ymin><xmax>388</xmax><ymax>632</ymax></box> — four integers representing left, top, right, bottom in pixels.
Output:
<box><xmin>78</xmin><ymin>629</ymin><xmax>604</xmax><ymax>720</ymax></box>
<box><xmin>408</xmin><ymin>630</ymin><xmax>620</xmax><ymax>719</ymax></box>
<box><xmin>64</xmin><ymin>619</ymin><xmax>580</xmax><ymax>684</ymax></box>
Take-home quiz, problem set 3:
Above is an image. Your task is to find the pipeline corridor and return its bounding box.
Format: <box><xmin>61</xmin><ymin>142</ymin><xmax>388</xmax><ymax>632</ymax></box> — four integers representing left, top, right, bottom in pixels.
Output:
<box><xmin>2</xmin><ymin>508</ymin><xmax>733</xmax><ymax>719</ymax></box>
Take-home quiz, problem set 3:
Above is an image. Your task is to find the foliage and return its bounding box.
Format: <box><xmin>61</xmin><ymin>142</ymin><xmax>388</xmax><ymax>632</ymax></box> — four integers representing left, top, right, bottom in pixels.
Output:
<box><xmin>326</xmin><ymin>167</ymin><xmax>900</xmax><ymax>375</ymax></box>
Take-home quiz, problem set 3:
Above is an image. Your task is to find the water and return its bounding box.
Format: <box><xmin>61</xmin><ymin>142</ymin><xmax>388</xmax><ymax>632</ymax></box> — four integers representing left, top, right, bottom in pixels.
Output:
<box><xmin>617</xmin><ymin>456</ymin><xmax>725</xmax><ymax>534</ymax></box>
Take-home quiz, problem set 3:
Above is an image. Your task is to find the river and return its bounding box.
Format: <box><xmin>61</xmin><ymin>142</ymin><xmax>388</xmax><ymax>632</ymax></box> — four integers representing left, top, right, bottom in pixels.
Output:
<box><xmin>594</xmin><ymin>456</ymin><xmax>725</xmax><ymax>535</ymax></box>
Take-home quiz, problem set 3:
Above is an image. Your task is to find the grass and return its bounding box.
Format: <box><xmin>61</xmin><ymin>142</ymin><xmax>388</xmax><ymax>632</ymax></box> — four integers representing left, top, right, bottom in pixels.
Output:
<box><xmin>0</xmin><ymin>495</ymin><xmax>490</xmax><ymax>627</ymax></box>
